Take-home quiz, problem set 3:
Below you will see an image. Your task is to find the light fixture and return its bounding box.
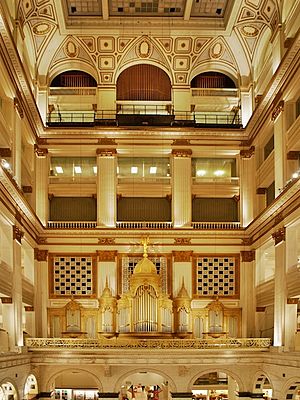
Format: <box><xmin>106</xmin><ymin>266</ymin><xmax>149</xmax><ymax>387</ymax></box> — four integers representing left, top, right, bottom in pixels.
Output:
<box><xmin>93</xmin><ymin>166</ymin><xmax>97</xmax><ymax>174</ymax></box>
<box><xmin>74</xmin><ymin>166</ymin><xmax>82</xmax><ymax>174</ymax></box>
<box><xmin>1</xmin><ymin>159</ymin><xmax>10</xmax><ymax>169</ymax></box>
<box><xmin>117</xmin><ymin>166</ymin><xmax>120</xmax><ymax>174</ymax></box>
<box><xmin>214</xmin><ymin>170</ymin><xmax>224</xmax><ymax>176</ymax></box>
<box><xmin>149</xmin><ymin>166</ymin><xmax>157</xmax><ymax>174</ymax></box>
<box><xmin>292</xmin><ymin>172</ymin><xmax>299</xmax><ymax>179</ymax></box>
<box><xmin>55</xmin><ymin>166</ymin><xmax>63</xmax><ymax>174</ymax></box>
<box><xmin>131</xmin><ymin>166</ymin><xmax>138</xmax><ymax>174</ymax></box>
<box><xmin>196</xmin><ymin>169</ymin><xmax>206</xmax><ymax>176</ymax></box>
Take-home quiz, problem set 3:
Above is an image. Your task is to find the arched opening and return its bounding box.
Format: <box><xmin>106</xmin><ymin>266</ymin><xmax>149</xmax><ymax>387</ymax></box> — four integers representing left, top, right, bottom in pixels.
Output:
<box><xmin>48</xmin><ymin>70</ymin><xmax>98</xmax><ymax>125</ymax></box>
<box><xmin>116</xmin><ymin>65</ymin><xmax>173</xmax><ymax>125</ymax></box>
<box><xmin>24</xmin><ymin>374</ymin><xmax>38</xmax><ymax>400</ymax></box>
<box><xmin>253</xmin><ymin>374</ymin><xmax>273</xmax><ymax>400</ymax></box>
<box><xmin>192</xmin><ymin>371</ymin><xmax>239</xmax><ymax>400</ymax></box>
<box><xmin>285</xmin><ymin>382</ymin><xmax>300</xmax><ymax>400</ymax></box>
<box><xmin>118</xmin><ymin>371</ymin><xmax>170</xmax><ymax>400</ymax></box>
<box><xmin>190</xmin><ymin>72</ymin><xmax>240</xmax><ymax>126</ymax></box>
<box><xmin>0</xmin><ymin>382</ymin><xmax>18</xmax><ymax>400</ymax></box>
<box><xmin>53</xmin><ymin>369</ymin><xmax>100</xmax><ymax>400</ymax></box>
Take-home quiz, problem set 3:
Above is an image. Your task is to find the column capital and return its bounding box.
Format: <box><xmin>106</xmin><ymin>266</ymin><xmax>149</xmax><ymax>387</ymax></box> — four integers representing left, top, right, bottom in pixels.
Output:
<box><xmin>97</xmin><ymin>250</ymin><xmax>117</xmax><ymax>261</ymax></box>
<box><xmin>0</xmin><ymin>148</ymin><xmax>11</xmax><ymax>158</ymax></box>
<box><xmin>240</xmin><ymin>146</ymin><xmax>255</xmax><ymax>159</ymax></box>
<box><xmin>24</xmin><ymin>306</ymin><xmax>34</xmax><ymax>311</ymax></box>
<box><xmin>287</xmin><ymin>298</ymin><xmax>298</xmax><ymax>304</ymax></box>
<box><xmin>272</xmin><ymin>227</ymin><xmax>285</xmax><ymax>245</ymax></box>
<box><xmin>241</xmin><ymin>250</ymin><xmax>255</xmax><ymax>262</ymax></box>
<box><xmin>96</xmin><ymin>148</ymin><xmax>117</xmax><ymax>157</ymax></box>
<box><xmin>271</xmin><ymin>100</ymin><xmax>284</xmax><ymax>121</ymax></box>
<box><xmin>172</xmin><ymin>251</ymin><xmax>193</xmax><ymax>262</ymax></box>
<box><xmin>34</xmin><ymin>144</ymin><xmax>48</xmax><ymax>157</ymax></box>
<box><xmin>13</xmin><ymin>225</ymin><xmax>24</xmax><ymax>244</ymax></box>
<box><xmin>1</xmin><ymin>297</ymin><xmax>12</xmax><ymax>304</ymax></box>
<box><xmin>287</xmin><ymin>151</ymin><xmax>300</xmax><ymax>160</ymax></box>
<box><xmin>34</xmin><ymin>249</ymin><xmax>48</xmax><ymax>262</ymax></box>
<box><xmin>171</xmin><ymin>149</ymin><xmax>192</xmax><ymax>157</ymax></box>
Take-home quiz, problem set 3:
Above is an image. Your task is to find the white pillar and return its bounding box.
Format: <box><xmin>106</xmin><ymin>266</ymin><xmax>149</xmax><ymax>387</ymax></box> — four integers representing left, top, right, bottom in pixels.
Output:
<box><xmin>96</xmin><ymin>149</ymin><xmax>117</xmax><ymax>227</ymax></box>
<box><xmin>34</xmin><ymin>249</ymin><xmax>49</xmax><ymax>337</ymax></box>
<box><xmin>12</xmin><ymin>226</ymin><xmax>24</xmax><ymax>347</ymax></box>
<box><xmin>172</xmin><ymin>149</ymin><xmax>192</xmax><ymax>227</ymax></box>
<box><xmin>12</xmin><ymin>98</ymin><xmax>23</xmax><ymax>186</ymax></box>
<box><xmin>271</xmin><ymin>26</ymin><xmax>284</xmax><ymax>73</ymax></box>
<box><xmin>37</xmin><ymin>86</ymin><xmax>48</xmax><ymax>124</ymax></box>
<box><xmin>272</xmin><ymin>103</ymin><xmax>286</xmax><ymax>196</ymax></box>
<box><xmin>172</xmin><ymin>251</ymin><xmax>193</xmax><ymax>297</ymax></box>
<box><xmin>97</xmin><ymin>85</ymin><xmax>116</xmax><ymax>111</ymax></box>
<box><xmin>173</xmin><ymin>86</ymin><xmax>191</xmax><ymax>115</ymax></box>
<box><xmin>240</xmin><ymin>86</ymin><xmax>253</xmax><ymax>127</ymax></box>
<box><xmin>285</xmin><ymin>299</ymin><xmax>298</xmax><ymax>351</ymax></box>
<box><xmin>97</xmin><ymin>250</ymin><xmax>117</xmax><ymax>296</ymax></box>
<box><xmin>240</xmin><ymin>251</ymin><xmax>256</xmax><ymax>337</ymax></box>
<box><xmin>239</xmin><ymin>146</ymin><xmax>255</xmax><ymax>226</ymax></box>
<box><xmin>227</xmin><ymin>376</ymin><xmax>238</xmax><ymax>400</ymax></box>
<box><xmin>34</xmin><ymin>147</ymin><xmax>49</xmax><ymax>226</ymax></box>
<box><xmin>272</xmin><ymin>227</ymin><xmax>286</xmax><ymax>347</ymax></box>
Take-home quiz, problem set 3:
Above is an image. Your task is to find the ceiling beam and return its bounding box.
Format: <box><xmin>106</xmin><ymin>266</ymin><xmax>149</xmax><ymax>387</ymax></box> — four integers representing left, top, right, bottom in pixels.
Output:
<box><xmin>102</xmin><ymin>0</ymin><xmax>109</xmax><ymax>20</ymax></box>
<box><xmin>184</xmin><ymin>0</ymin><xmax>193</xmax><ymax>20</ymax></box>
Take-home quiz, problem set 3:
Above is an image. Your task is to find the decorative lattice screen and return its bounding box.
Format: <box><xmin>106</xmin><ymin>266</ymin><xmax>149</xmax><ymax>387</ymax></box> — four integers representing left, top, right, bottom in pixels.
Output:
<box><xmin>50</xmin><ymin>255</ymin><xmax>95</xmax><ymax>297</ymax></box>
<box><xmin>194</xmin><ymin>255</ymin><xmax>239</xmax><ymax>298</ymax></box>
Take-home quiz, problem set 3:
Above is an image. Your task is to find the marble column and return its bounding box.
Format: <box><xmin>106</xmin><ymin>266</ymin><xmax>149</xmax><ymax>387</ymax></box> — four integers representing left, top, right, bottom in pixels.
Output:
<box><xmin>239</xmin><ymin>146</ymin><xmax>255</xmax><ymax>226</ymax></box>
<box><xmin>227</xmin><ymin>376</ymin><xmax>238</xmax><ymax>400</ymax></box>
<box><xmin>272</xmin><ymin>227</ymin><xmax>286</xmax><ymax>347</ymax></box>
<box><xmin>12</xmin><ymin>226</ymin><xmax>24</xmax><ymax>347</ymax></box>
<box><xmin>97</xmin><ymin>250</ymin><xmax>118</xmax><ymax>296</ymax></box>
<box><xmin>171</xmin><ymin>149</ymin><xmax>192</xmax><ymax>227</ymax></box>
<box><xmin>34</xmin><ymin>146</ymin><xmax>49</xmax><ymax>226</ymax></box>
<box><xmin>271</xmin><ymin>26</ymin><xmax>284</xmax><ymax>73</ymax></box>
<box><xmin>12</xmin><ymin>97</ymin><xmax>23</xmax><ymax>186</ymax></box>
<box><xmin>1</xmin><ymin>297</ymin><xmax>14</xmax><ymax>350</ymax></box>
<box><xmin>37</xmin><ymin>85</ymin><xmax>48</xmax><ymax>124</ymax></box>
<box><xmin>240</xmin><ymin>85</ymin><xmax>253</xmax><ymax>127</ymax></box>
<box><xmin>172</xmin><ymin>250</ymin><xmax>193</xmax><ymax>297</ymax></box>
<box><xmin>34</xmin><ymin>249</ymin><xmax>49</xmax><ymax>337</ymax></box>
<box><xmin>240</xmin><ymin>250</ymin><xmax>256</xmax><ymax>337</ymax></box>
<box><xmin>285</xmin><ymin>298</ymin><xmax>298</xmax><ymax>351</ymax></box>
<box><xmin>96</xmin><ymin>149</ymin><xmax>117</xmax><ymax>227</ymax></box>
<box><xmin>272</xmin><ymin>102</ymin><xmax>286</xmax><ymax>196</ymax></box>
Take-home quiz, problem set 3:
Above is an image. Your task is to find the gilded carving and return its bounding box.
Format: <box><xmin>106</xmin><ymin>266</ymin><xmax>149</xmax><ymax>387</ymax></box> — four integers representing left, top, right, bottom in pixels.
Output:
<box><xmin>98</xmin><ymin>138</ymin><xmax>116</xmax><ymax>145</ymax></box>
<box><xmin>97</xmin><ymin>250</ymin><xmax>118</xmax><ymax>262</ymax></box>
<box><xmin>34</xmin><ymin>144</ymin><xmax>48</xmax><ymax>157</ymax></box>
<box><xmin>1</xmin><ymin>297</ymin><xmax>12</xmax><ymax>304</ymax></box>
<box><xmin>25</xmin><ymin>306</ymin><xmax>34</xmax><ymax>311</ymax></box>
<box><xmin>173</xmin><ymin>251</ymin><xmax>193</xmax><ymax>262</ymax></box>
<box><xmin>14</xmin><ymin>97</ymin><xmax>24</xmax><ymax>119</ymax></box>
<box><xmin>172</xmin><ymin>139</ymin><xmax>190</xmax><ymax>146</ymax></box>
<box><xmin>240</xmin><ymin>250</ymin><xmax>255</xmax><ymax>262</ymax></box>
<box><xmin>271</xmin><ymin>100</ymin><xmax>284</xmax><ymax>121</ymax></box>
<box><xmin>240</xmin><ymin>146</ymin><xmax>255</xmax><ymax>159</ymax></box>
<box><xmin>241</xmin><ymin>237</ymin><xmax>253</xmax><ymax>246</ymax></box>
<box><xmin>0</xmin><ymin>148</ymin><xmax>11</xmax><ymax>157</ymax></box>
<box><xmin>272</xmin><ymin>227</ymin><xmax>285</xmax><ymax>245</ymax></box>
<box><xmin>98</xmin><ymin>238</ymin><xmax>115</xmax><ymax>245</ymax></box>
<box><xmin>34</xmin><ymin>249</ymin><xmax>48</xmax><ymax>262</ymax></box>
<box><xmin>174</xmin><ymin>238</ymin><xmax>191</xmax><ymax>245</ymax></box>
<box><xmin>171</xmin><ymin>149</ymin><xmax>192</xmax><ymax>157</ymax></box>
<box><xmin>13</xmin><ymin>226</ymin><xmax>24</xmax><ymax>244</ymax></box>
<box><xmin>96</xmin><ymin>148</ymin><xmax>117</xmax><ymax>157</ymax></box>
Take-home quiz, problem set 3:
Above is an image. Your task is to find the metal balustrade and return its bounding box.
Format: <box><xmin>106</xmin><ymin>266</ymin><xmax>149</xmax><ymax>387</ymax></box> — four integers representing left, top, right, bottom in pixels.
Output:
<box><xmin>116</xmin><ymin>221</ymin><xmax>173</xmax><ymax>229</ymax></box>
<box><xmin>47</xmin><ymin>221</ymin><xmax>97</xmax><ymax>229</ymax></box>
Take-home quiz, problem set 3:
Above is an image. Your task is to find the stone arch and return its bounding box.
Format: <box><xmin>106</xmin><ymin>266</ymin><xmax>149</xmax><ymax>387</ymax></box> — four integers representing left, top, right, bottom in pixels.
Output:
<box><xmin>252</xmin><ymin>372</ymin><xmax>274</xmax><ymax>396</ymax></box>
<box><xmin>48</xmin><ymin>60</ymin><xmax>99</xmax><ymax>87</ymax></box>
<box><xmin>0</xmin><ymin>380</ymin><xmax>19</xmax><ymax>400</ymax></box>
<box><xmin>114</xmin><ymin>36</ymin><xmax>173</xmax><ymax>84</ymax></box>
<box><xmin>113</xmin><ymin>368</ymin><xmax>177</xmax><ymax>394</ymax></box>
<box><xmin>188</xmin><ymin>368</ymin><xmax>243</xmax><ymax>393</ymax></box>
<box><xmin>283</xmin><ymin>379</ymin><xmax>300</xmax><ymax>400</ymax></box>
<box><xmin>45</xmin><ymin>367</ymin><xmax>103</xmax><ymax>393</ymax></box>
<box><xmin>189</xmin><ymin>61</ymin><xmax>239</xmax><ymax>89</ymax></box>
<box><xmin>23</xmin><ymin>373</ymin><xmax>38</xmax><ymax>400</ymax></box>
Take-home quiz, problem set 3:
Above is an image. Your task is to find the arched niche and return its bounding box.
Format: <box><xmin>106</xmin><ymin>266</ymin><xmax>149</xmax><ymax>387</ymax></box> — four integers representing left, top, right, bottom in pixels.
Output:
<box><xmin>24</xmin><ymin>374</ymin><xmax>38</xmax><ymax>400</ymax></box>
<box><xmin>0</xmin><ymin>382</ymin><xmax>18</xmax><ymax>400</ymax></box>
<box><xmin>116</xmin><ymin>64</ymin><xmax>171</xmax><ymax>101</ymax></box>
<box><xmin>252</xmin><ymin>373</ymin><xmax>273</xmax><ymax>399</ymax></box>
<box><xmin>191</xmin><ymin>72</ymin><xmax>237</xmax><ymax>89</ymax></box>
<box><xmin>50</xmin><ymin>70</ymin><xmax>97</xmax><ymax>87</ymax></box>
<box><xmin>189</xmin><ymin>63</ymin><xmax>239</xmax><ymax>89</ymax></box>
<box><xmin>48</xmin><ymin>61</ymin><xmax>99</xmax><ymax>87</ymax></box>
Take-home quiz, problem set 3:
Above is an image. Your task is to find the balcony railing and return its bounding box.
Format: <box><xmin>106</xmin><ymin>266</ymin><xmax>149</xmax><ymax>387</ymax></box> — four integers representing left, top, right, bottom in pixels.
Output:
<box><xmin>49</xmin><ymin>87</ymin><xmax>97</xmax><ymax>96</ymax></box>
<box><xmin>26</xmin><ymin>337</ymin><xmax>271</xmax><ymax>350</ymax></box>
<box><xmin>47</xmin><ymin>221</ymin><xmax>97</xmax><ymax>229</ymax></box>
<box><xmin>191</xmin><ymin>88</ymin><xmax>239</xmax><ymax>97</ymax></box>
<box><xmin>116</xmin><ymin>221</ymin><xmax>173</xmax><ymax>229</ymax></box>
<box><xmin>46</xmin><ymin>109</ymin><xmax>242</xmax><ymax>128</ymax></box>
<box><xmin>192</xmin><ymin>222</ymin><xmax>241</xmax><ymax>230</ymax></box>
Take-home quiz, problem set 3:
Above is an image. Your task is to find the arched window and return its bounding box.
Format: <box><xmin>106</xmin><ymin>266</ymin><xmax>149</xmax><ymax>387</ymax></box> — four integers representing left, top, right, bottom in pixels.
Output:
<box><xmin>117</xmin><ymin>65</ymin><xmax>171</xmax><ymax>101</ymax></box>
<box><xmin>50</xmin><ymin>70</ymin><xmax>97</xmax><ymax>87</ymax></box>
<box><xmin>191</xmin><ymin>72</ymin><xmax>236</xmax><ymax>89</ymax></box>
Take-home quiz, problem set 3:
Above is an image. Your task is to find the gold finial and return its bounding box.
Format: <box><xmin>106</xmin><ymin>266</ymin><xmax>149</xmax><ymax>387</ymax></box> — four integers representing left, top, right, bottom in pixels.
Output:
<box><xmin>141</xmin><ymin>236</ymin><xmax>150</xmax><ymax>258</ymax></box>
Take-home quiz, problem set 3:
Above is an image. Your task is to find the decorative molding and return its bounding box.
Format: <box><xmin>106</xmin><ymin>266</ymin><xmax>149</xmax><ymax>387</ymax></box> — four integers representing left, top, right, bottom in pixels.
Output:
<box><xmin>287</xmin><ymin>151</ymin><xmax>300</xmax><ymax>160</ymax></box>
<box><xmin>96</xmin><ymin>148</ymin><xmax>117</xmax><ymax>156</ymax></box>
<box><xmin>240</xmin><ymin>250</ymin><xmax>255</xmax><ymax>262</ymax></box>
<box><xmin>256</xmin><ymin>187</ymin><xmax>266</xmax><ymax>194</ymax></box>
<box><xmin>233</xmin><ymin>195</ymin><xmax>240</xmax><ymax>203</ymax></box>
<box><xmin>172</xmin><ymin>139</ymin><xmax>191</xmax><ymax>146</ymax></box>
<box><xmin>0</xmin><ymin>148</ymin><xmax>11</xmax><ymax>157</ymax></box>
<box><xmin>172</xmin><ymin>251</ymin><xmax>193</xmax><ymax>262</ymax></box>
<box><xmin>34</xmin><ymin>144</ymin><xmax>48</xmax><ymax>157</ymax></box>
<box><xmin>22</xmin><ymin>185</ymin><xmax>32</xmax><ymax>193</ymax></box>
<box><xmin>34</xmin><ymin>249</ymin><xmax>48</xmax><ymax>262</ymax></box>
<box><xmin>271</xmin><ymin>100</ymin><xmax>284</xmax><ymax>121</ymax></box>
<box><xmin>13</xmin><ymin>225</ymin><xmax>24</xmax><ymax>244</ymax></box>
<box><xmin>1</xmin><ymin>297</ymin><xmax>12</xmax><ymax>304</ymax></box>
<box><xmin>36</xmin><ymin>237</ymin><xmax>47</xmax><ymax>245</ymax></box>
<box><xmin>256</xmin><ymin>307</ymin><xmax>266</xmax><ymax>312</ymax></box>
<box><xmin>171</xmin><ymin>149</ymin><xmax>192</xmax><ymax>157</ymax></box>
<box><xmin>97</xmin><ymin>250</ymin><xmax>117</xmax><ymax>261</ymax></box>
<box><xmin>15</xmin><ymin>210</ymin><xmax>22</xmax><ymax>223</ymax></box>
<box><xmin>98</xmin><ymin>238</ymin><xmax>115</xmax><ymax>245</ymax></box>
<box><xmin>287</xmin><ymin>298</ymin><xmax>298</xmax><ymax>304</ymax></box>
<box><xmin>272</xmin><ymin>227</ymin><xmax>285</xmax><ymax>245</ymax></box>
<box><xmin>24</xmin><ymin>306</ymin><xmax>34</xmax><ymax>311</ymax></box>
<box><xmin>241</xmin><ymin>237</ymin><xmax>253</xmax><ymax>246</ymax></box>
<box><xmin>240</xmin><ymin>146</ymin><xmax>255</xmax><ymax>159</ymax></box>
<box><xmin>98</xmin><ymin>138</ymin><xmax>116</xmax><ymax>145</ymax></box>
<box><xmin>174</xmin><ymin>238</ymin><xmax>191</xmax><ymax>245</ymax></box>
<box><xmin>273</xmin><ymin>212</ymin><xmax>284</xmax><ymax>226</ymax></box>
<box><xmin>14</xmin><ymin>97</ymin><xmax>24</xmax><ymax>118</ymax></box>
